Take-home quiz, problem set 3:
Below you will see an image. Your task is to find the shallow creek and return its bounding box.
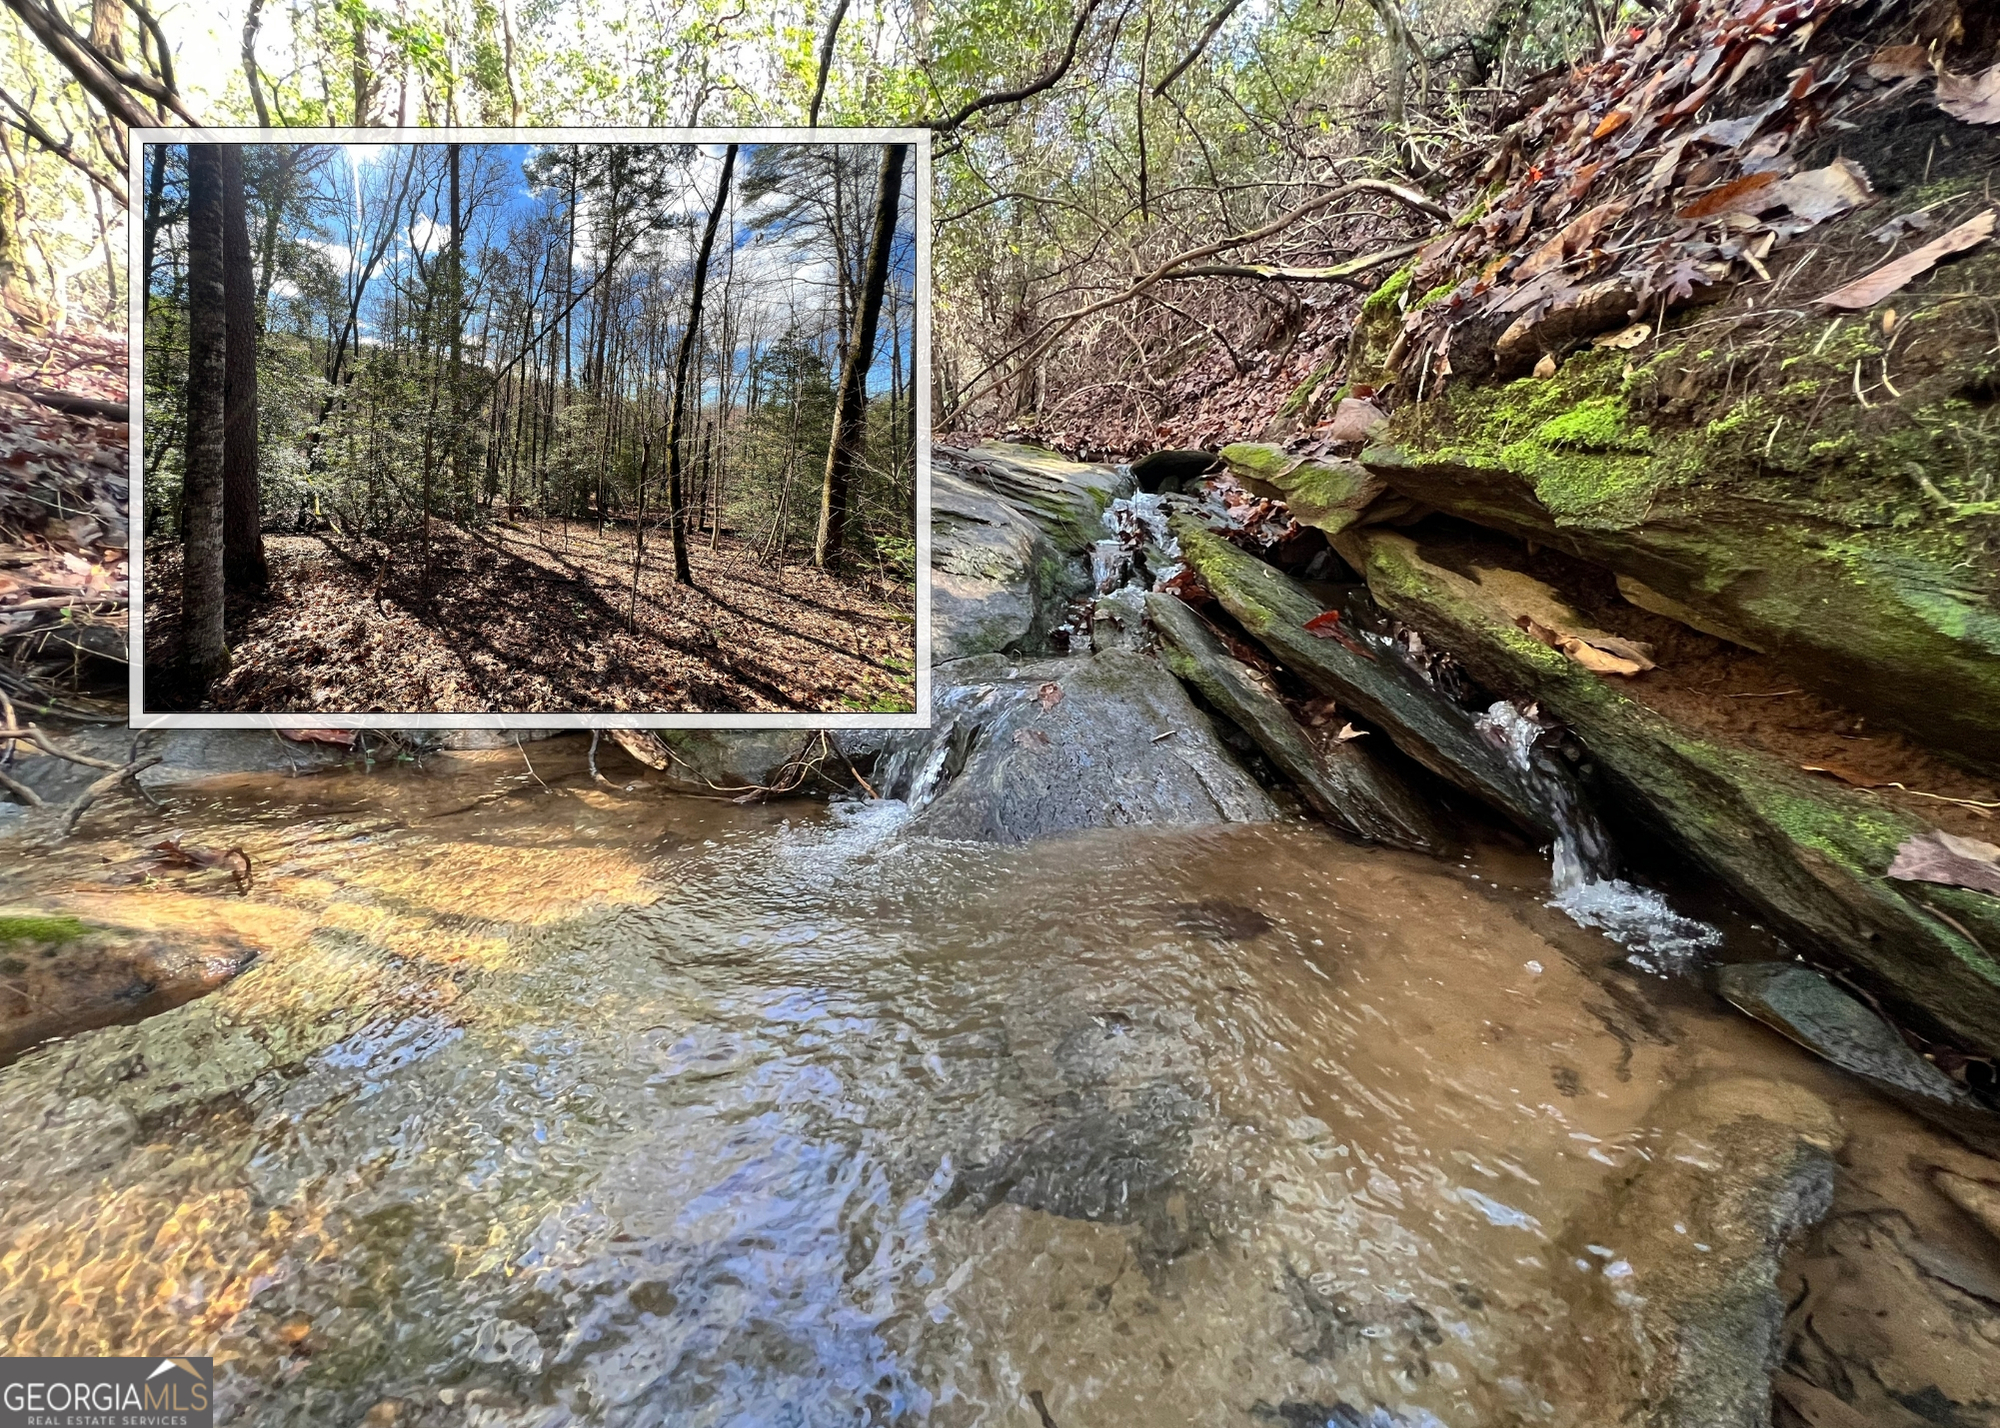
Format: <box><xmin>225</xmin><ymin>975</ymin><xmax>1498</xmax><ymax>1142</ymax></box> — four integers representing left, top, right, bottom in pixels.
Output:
<box><xmin>0</xmin><ymin>748</ymin><xmax>1994</xmax><ymax>1426</ymax></box>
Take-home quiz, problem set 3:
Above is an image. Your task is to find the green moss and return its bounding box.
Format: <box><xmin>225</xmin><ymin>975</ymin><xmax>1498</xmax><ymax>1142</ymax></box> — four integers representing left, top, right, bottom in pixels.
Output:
<box><xmin>1537</xmin><ymin>396</ymin><xmax>1652</xmax><ymax>453</ymax></box>
<box><xmin>0</xmin><ymin>913</ymin><xmax>87</xmax><ymax>943</ymax></box>
<box><xmin>1279</xmin><ymin>357</ymin><xmax>1340</xmax><ymax>417</ymax></box>
<box><xmin>1411</xmin><ymin>281</ymin><xmax>1457</xmax><ymax>313</ymax></box>
<box><xmin>1362</xmin><ymin>263</ymin><xmax>1414</xmax><ymax>317</ymax></box>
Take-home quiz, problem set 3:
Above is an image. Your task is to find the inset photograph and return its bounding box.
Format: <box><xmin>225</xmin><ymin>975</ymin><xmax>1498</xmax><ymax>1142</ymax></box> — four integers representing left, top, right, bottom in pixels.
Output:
<box><xmin>135</xmin><ymin>131</ymin><xmax>924</xmax><ymax>722</ymax></box>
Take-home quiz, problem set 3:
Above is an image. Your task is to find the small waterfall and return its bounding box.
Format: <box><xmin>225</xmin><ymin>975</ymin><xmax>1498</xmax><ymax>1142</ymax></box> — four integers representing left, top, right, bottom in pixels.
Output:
<box><xmin>873</xmin><ymin>681</ymin><xmax>1008</xmax><ymax>812</ymax></box>
<box><xmin>1476</xmin><ymin>700</ymin><xmax>1720</xmax><ymax>974</ymax></box>
<box><xmin>1099</xmin><ymin>491</ymin><xmax>1184</xmax><ymax>592</ymax></box>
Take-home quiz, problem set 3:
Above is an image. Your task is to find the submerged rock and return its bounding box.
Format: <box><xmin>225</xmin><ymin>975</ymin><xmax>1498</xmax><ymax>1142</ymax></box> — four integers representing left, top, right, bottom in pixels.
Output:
<box><xmin>949</xmin><ymin>1079</ymin><xmax>1202</xmax><ymax>1224</ymax></box>
<box><xmin>877</xmin><ymin>650</ymin><xmax>1276</xmax><ymax>844</ymax></box>
<box><xmin>1342</xmin><ymin>524</ymin><xmax>2000</xmax><ymax>1055</ymax></box>
<box><xmin>1567</xmin><ymin>1076</ymin><xmax>1844</xmax><ymax>1428</ymax></box>
<box><xmin>0</xmin><ymin>912</ymin><xmax>257</xmax><ymax>1063</ymax></box>
<box><xmin>1718</xmin><ymin>962</ymin><xmax>1979</xmax><ymax>1108</ymax></box>
<box><xmin>1147</xmin><ymin>590</ymin><xmax>1451</xmax><ymax>854</ymax></box>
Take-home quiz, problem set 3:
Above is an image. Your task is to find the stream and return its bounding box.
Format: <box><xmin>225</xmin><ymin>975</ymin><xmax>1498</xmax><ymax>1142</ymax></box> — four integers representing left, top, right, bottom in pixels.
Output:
<box><xmin>0</xmin><ymin>746</ymin><xmax>1994</xmax><ymax>1426</ymax></box>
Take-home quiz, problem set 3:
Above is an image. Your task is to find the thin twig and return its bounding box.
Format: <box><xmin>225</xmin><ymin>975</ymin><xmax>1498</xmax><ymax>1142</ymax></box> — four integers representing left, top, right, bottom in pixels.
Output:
<box><xmin>57</xmin><ymin>755</ymin><xmax>160</xmax><ymax>837</ymax></box>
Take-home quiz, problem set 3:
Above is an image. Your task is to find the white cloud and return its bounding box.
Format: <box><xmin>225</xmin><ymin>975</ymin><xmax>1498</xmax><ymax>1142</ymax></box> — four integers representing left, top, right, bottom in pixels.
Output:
<box><xmin>409</xmin><ymin>214</ymin><xmax>449</xmax><ymax>255</ymax></box>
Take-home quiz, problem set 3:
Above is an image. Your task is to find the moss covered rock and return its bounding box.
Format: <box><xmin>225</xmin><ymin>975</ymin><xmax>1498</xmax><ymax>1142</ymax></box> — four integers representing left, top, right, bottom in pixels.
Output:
<box><xmin>1344</xmin><ymin>524</ymin><xmax>2000</xmax><ymax>1054</ymax></box>
<box><xmin>1364</xmin><ymin>268</ymin><xmax>2000</xmax><ymax>773</ymax></box>
<box><xmin>1218</xmin><ymin>443</ymin><xmax>1388</xmax><ymax>536</ymax></box>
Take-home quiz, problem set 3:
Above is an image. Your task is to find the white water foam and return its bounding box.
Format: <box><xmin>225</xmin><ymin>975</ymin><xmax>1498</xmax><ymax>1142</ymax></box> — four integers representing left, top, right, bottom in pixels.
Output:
<box><xmin>1477</xmin><ymin>700</ymin><xmax>1722</xmax><ymax>975</ymax></box>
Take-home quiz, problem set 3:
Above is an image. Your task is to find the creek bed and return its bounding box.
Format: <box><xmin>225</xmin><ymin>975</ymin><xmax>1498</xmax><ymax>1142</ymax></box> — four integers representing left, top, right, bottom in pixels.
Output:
<box><xmin>0</xmin><ymin>749</ymin><xmax>1993</xmax><ymax>1426</ymax></box>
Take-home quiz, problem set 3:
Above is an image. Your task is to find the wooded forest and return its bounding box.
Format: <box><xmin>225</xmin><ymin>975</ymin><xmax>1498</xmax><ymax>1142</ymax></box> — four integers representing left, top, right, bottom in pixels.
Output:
<box><xmin>140</xmin><ymin>139</ymin><xmax>918</xmax><ymax>715</ymax></box>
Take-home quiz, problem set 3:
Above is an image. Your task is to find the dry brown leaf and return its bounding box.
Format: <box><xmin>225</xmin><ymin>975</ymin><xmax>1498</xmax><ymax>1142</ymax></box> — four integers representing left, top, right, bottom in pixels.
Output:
<box><xmin>1815</xmin><ymin>208</ymin><xmax>1997</xmax><ymax>309</ymax></box>
<box><xmin>1532</xmin><ymin>353</ymin><xmax>1559</xmax><ymax>378</ymax></box>
<box><xmin>1800</xmin><ymin>762</ymin><xmax>1893</xmax><ymax>789</ymax></box>
<box><xmin>1937</xmin><ymin>62</ymin><xmax>2000</xmax><ymax>124</ymax></box>
<box><xmin>1592</xmin><ymin>109</ymin><xmax>1632</xmax><ymax>140</ymax></box>
<box><xmin>1517</xmin><ymin>614</ymin><xmax>1654</xmax><ymax>675</ymax></box>
<box><xmin>1324</xmin><ymin>397</ymin><xmax>1387</xmax><ymax>443</ymax></box>
<box><xmin>1334</xmin><ymin>723</ymin><xmax>1368</xmax><ymax>742</ymax></box>
<box><xmin>1035</xmin><ymin>680</ymin><xmax>1064</xmax><ymax>712</ymax></box>
<box><xmin>1592</xmin><ymin>322</ymin><xmax>1652</xmax><ymax>349</ymax></box>
<box><xmin>151</xmin><ymin>838</ymin><xmax>254</xmax><ymax>893</ymax></box>
<box><xmin>1886</xmin><ymin>830</ymin><xmax>2000</xmax><ymax>897</ymax></box>
<box><xmin>1765</xmin><ymin>158</ymin><xmax>1874</xmax><ymax>224</ymax></box>
<box><xmin>1678</xmin><ymin>170</ymin><xmax>1779</xmax><ymax>219</ymax></box>
<box><xmin>1865</xmin><ymin>44</ymin><xmax>1929</xmax><ymax>82</ymax></box>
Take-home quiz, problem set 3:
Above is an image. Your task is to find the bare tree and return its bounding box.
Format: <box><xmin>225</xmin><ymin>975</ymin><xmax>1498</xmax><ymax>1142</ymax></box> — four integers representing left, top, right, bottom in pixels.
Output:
<box><xmin>814</xmin><ymin>142</ymin><xmax>906</xmax><ymax>571</ymax></box>
<box><xmin>182</xmin><ymin>145</ymin><xmax>230</xmax><ymax>687</ymax></box>
<box><xmin>661</xmin><ymin>143</ymin><xmax>737</xmax><ymax>587</ymax></box>
<box><xmin>221</xmin><ymin>144</ymin><xmax>265</xmax><ymax>592</ymax></box>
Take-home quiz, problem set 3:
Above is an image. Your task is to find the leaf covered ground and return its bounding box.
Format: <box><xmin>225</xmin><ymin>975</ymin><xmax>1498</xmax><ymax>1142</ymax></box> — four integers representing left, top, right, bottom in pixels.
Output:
<box><xmin>143</xmin><ymin>519</ymin><xmax>917</xmax><ymax>715</ymax></box>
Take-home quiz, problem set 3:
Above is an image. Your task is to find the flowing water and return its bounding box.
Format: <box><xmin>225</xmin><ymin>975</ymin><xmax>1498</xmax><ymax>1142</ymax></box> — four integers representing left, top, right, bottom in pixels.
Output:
<box><xmin>0</xmin><ymin>748</ymin><xmax>1994</xmax><ymax>1427</ymax></box>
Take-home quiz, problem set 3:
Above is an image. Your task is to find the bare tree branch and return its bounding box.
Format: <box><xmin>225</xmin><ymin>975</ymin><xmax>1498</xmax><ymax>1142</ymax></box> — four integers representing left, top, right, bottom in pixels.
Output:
<box><xmin>0</xmin><ymin>83</ymin><xmax>127</xmax><ymax>202</ymax></box>
<box><xmin>242</xmin><ymin>0</ymin><xmax>271</xmax><ymax>127</ymax></box>
<box><xmin>926</xmin><ymin>0</ymin><xmax>1106</xmax><ymax>132</ymax></box>
<box><xmin>1</xmin><ymin>0</ymin><xmax>153</xmax><ymax>129</ymax></box>
<box><xmin>941</xmin><ymin>180</ymin><xmax>1448</xmax><ymax>424</ymax></box>
<box><xmin>1158</xmin><ymin>237</ymin><xmax>1427</xmax><ymax>284</ymax></box>
<box><xmin>1151</xmin><ymin>0</ymin><xmax>1249</xmax><ymax>96</ymax></box>
<box><xmin>807</xmin><ymin>0</ymin><xmax>848</xmax><ymax>126</ymax></box>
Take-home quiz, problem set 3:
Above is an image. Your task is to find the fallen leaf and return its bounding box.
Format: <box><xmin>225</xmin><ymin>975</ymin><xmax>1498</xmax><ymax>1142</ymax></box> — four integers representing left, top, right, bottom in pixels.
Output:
<box><xmin>1800</xmin><ymin>762</ymin><xmax>1893</xmax><ymax>789</ymax></box>
<box><xmin>1533</xmin><ymin>352</ymin><xmax>1559</xmax><ymax>378</ymax></box>
<box><xmin>1517</xmin><ymin>614</ymin><xmax>1655</xmax><ymax>675</ymax></box>
<box><xmin>1035</xmin><ymin>680</ymin><xmax>1064</xmax><ymax>711</ymax></box>
<box><xmin>1324</xmin><ymin>397</ymin><xmax>1387</xmax><ymax>443</ymax></box>
<box><xmin>1013</xmin><ymin>727</ymin><xmax>1050</xmax><ymax>748</ymax></box>
<box><xmin>1679</xmin><ymin>170</ymin><xmax>1780</xmax><ymax>219</ymax></box>
<box><xmin>1593</xmin><ymin>322</ymin><xmax>1653</xmax><ymax>349</ymax></box>
<box><xmin>1937</xmin><ymin>62</ymin><xmax>2000</xmax><ymax>124</ymax></box>
<box><xmin>1886</xmin><ymin>830</ymin><xmax>2000</xmax><ymax>897</ymax></box>
<box><xmin>281</xmin><ymin>728</ymin><xmax>359</xmax><ymax>748</ymax></box>
<box><xmin>1335</xmin><ymin>723</ymin><xmax>1368</xmax><ymax>741</ymax></box>
<box><xmin>1765</xmin><ymin>158</ymin><xmax>1874</xmax><ymax>224</ymax></box>
<box><xmin>1815</xmin><ymin>208</ymin><xmax>1997</xmax><ymax>309</ymax></box>
<box><xmin>1592</xmin><ymin>109</ymin><xmax>1632</xmax><ymax>140</ymax></box>
<box><xmin>1865</xmin><ymin>44</ymin><xmax>1929</xmax><ymax>82</ymax></box>
<box><xmin>1302</xmin><ymin>609</ymin><xmax>1378</xmax><ymax>660</ymax></box>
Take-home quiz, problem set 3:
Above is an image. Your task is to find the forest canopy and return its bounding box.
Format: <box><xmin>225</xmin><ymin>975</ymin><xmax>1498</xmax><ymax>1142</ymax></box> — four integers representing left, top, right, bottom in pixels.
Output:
<box><xmin>140</xmin><ymin>139</ymin><xmax>921</xmax><ymax>715</ymax></box>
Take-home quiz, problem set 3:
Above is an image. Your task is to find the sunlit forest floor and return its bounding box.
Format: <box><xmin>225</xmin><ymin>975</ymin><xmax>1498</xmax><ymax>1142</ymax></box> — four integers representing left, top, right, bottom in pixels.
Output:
<box><xmin>142</xmin><ymin>519</ymin><xmax>917</xmax><ymax>714</ymax></box>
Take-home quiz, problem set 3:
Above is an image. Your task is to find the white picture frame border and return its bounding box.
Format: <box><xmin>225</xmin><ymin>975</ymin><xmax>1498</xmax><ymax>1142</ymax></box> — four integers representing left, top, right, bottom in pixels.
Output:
<box><xmin>127</xmin><ymin>125</ymin><xmax>931</xmax><ymax>731</ymax></box>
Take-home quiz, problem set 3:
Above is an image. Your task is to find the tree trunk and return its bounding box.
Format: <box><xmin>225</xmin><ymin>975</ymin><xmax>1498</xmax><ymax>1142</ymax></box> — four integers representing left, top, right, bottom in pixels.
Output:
<box><xmin>814</xmin><ymin>142</ymin><xmax>906</xmax><ymax>572</ymax></box>
<box><xmin>665</xmin><ymin>143</ymin><xmax>737</xmax><ymax>587</ymax></box>
<box><xmin>447</xmin><ymin>143</ymin><xmax>464</xmax><ymax>524</ymax></box>
<box><xmin>220</xmin><ymin>145</ymin><xmax>265</xmax><ymax>592</ymax></box>
<box><xmin>182</xmin><ymin>146</ymin><xmax>231</xmax><ymax>689</ymax></box>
